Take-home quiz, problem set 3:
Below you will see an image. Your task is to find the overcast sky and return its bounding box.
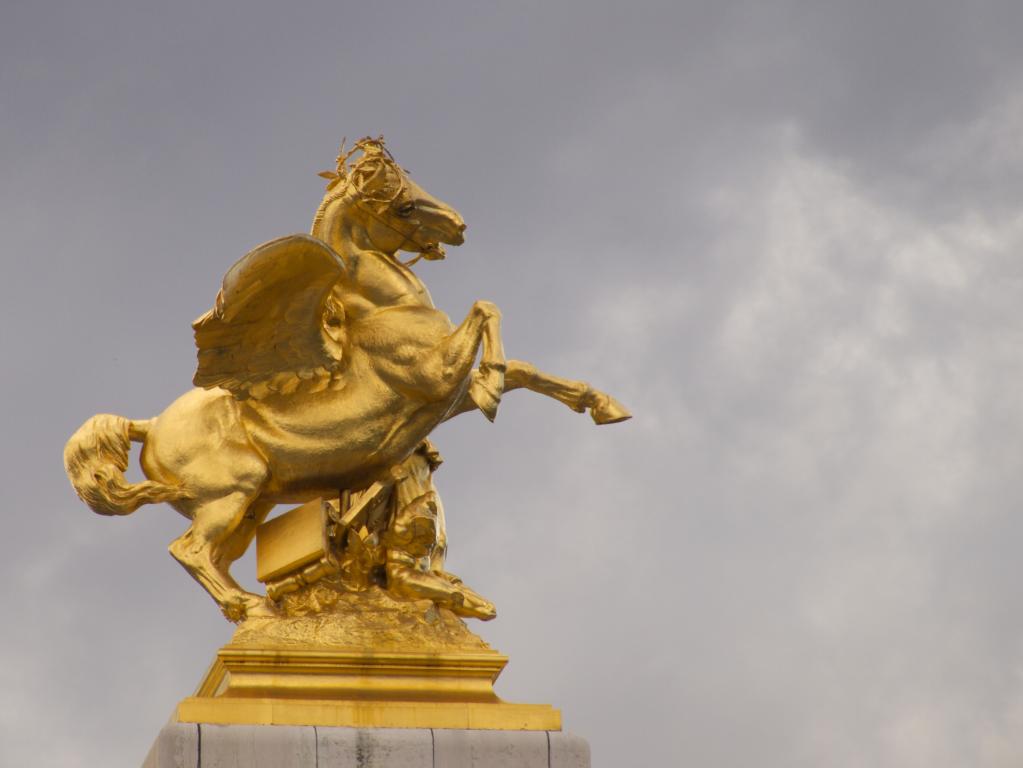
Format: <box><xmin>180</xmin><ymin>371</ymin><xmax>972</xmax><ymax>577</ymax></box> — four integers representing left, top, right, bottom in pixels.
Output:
<box><xmin>3</xmin><ymin>2</ymin><xmax>1023</xmax><ymax>766</ymax></box>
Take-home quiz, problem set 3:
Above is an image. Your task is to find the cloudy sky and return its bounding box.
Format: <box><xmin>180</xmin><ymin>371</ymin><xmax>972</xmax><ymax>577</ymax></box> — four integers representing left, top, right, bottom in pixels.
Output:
<box><xmin>3</xmin><ymin>1</ymin><xmax>1023</xmax><ymax>765</ymax></box>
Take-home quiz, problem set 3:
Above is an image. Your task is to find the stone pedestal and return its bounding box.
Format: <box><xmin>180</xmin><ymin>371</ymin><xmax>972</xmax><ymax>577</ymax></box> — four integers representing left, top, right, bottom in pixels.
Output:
<box><xmin>142</xmin><ymin>722</ymin><xmax>590</xmax><ymax>767</ymax></box>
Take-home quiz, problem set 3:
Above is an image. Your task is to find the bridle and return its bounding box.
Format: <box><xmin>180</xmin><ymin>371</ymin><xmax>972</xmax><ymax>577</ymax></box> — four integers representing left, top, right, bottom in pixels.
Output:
<box><xmin>336</xmin><ymin>138</ymin><xmax>446</xmax><ymax>266</ymax></box>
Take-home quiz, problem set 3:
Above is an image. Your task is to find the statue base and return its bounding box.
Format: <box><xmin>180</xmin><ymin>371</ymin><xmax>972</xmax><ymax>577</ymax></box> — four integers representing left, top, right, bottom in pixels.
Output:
<box><xmin>172</xmin><ymin>587</ymin><xmax>560</xmax><ymax>731</ymax></box>
<box><xmin>143</xmin><ymin>722</ymin><xmax>590</xmax><ymax>767</ymax></box>
<box><xmin>175</xmin><ymin>645</ymin><xmax>559</xmax><ymax>730</ymax></box>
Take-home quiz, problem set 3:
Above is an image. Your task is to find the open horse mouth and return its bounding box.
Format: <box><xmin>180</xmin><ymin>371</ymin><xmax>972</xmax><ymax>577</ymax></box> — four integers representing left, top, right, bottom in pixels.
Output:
<box><xmin>419</xmin><ymin>242</ymin><xmax>446</xmax><ymax>261</ymax></box>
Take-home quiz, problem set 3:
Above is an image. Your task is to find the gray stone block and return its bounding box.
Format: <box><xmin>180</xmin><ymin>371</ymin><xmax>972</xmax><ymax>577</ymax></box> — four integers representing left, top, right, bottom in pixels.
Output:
<box><xmin>433</xmin><ymin>729</ymin><xmax>549</xmax><ymax>768</ymax></box>
<box><xmin>199</xmin><ymin>724</ymin><xmax>317</xmax><ymax>767</ymax></box>
<box><xmin>142</xmin><ymin>723</ymin><xmax>591</xmax><ymax>767</ymax></box>
<box><xmin>141</xmin><ymin>722</ymin><xmax>198</xmax><ymax>768</ymax></box>
<box><xmin>550</xmin><ymin>732</ymin><xmax>591</xmax><ymax>768</ymax></box>
<box><xmin>317</xmin><ymin>727</ymin><xmax>433</xmax><ymax>767</ymax></box>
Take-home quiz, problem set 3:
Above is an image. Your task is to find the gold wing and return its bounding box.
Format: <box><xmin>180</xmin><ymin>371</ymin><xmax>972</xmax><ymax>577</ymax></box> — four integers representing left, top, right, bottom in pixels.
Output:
<box><xmin>193</xmin><ymin>234</ymin><xmax>347</xmax><ymax>399</ymax></box>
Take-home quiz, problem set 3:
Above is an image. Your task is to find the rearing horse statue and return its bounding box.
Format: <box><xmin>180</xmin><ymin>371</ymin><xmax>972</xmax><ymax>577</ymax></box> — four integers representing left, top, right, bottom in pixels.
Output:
<box><xmin>64</xmin><ymin>137</ymin><xmax>630</xmax><ymax>622</ymax></box>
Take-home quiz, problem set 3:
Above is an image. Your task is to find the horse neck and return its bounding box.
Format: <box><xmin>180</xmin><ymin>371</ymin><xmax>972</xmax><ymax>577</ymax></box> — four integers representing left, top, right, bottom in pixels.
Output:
<box><xmin>311</xmin><ymin>189</ymin><xmax>428</xmax><ymax>304</ymax></box>
<box><xmin>311</xmin><ymin>188</ymin><xmax>359</xmax><ymax>256</ymax></box>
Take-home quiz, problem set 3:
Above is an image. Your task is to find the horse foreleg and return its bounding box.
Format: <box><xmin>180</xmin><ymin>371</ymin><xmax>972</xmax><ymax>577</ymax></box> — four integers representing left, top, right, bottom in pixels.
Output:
<box><xmin>169</xmin><ymin>491</ymin><xmax>272</xmax><ymax>622</ymax></box>
<box><xmin>445</xmin><ymin>359</ymin><xmax>632</xmax><ymax>425</ymax></box>
<box><xmin>440</xmin><ymin>300</ymin><xmax>506</xmax><ymax>421</ymax></box>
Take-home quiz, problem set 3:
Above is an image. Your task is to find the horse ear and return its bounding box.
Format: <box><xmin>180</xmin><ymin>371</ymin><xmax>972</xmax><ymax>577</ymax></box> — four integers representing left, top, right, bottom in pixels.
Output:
<box><xmin>318</xmin><ymin>170</ymin><xmax>340</xmax><ymax>180</ymax></box>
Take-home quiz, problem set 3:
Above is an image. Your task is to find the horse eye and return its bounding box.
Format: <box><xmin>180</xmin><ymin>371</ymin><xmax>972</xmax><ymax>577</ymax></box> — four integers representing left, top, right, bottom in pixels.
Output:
<box><xmin>396</xmin><ymin>201</ymin><xmax>415</xmax><ymax>217</ymax></box>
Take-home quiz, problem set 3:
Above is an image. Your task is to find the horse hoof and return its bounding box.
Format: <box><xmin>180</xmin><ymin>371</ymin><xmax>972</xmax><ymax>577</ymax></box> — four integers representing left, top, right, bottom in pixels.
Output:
<box><xmin>222</xmin><ymin>593</ymin><xmax>278</xmax><ymax>623</ymax></box>
<box><xmin>221</xmin><ymin>601</ymin><xmax>247</xmax><ymax>623</ymax></box>
<box><xmin>468</xmin><ymin>378</ymin><xmax>502</xmax><ymax>422</ymax></box>
<box><xmin>590</xmin><ymin>393</ymin><xmax>632</xmax><ymax>425</ymax></box>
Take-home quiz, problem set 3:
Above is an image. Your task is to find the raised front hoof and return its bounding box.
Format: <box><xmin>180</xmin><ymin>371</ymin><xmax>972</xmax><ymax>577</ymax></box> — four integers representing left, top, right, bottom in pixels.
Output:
<box><xmin>468</xmin><ymin>378</ymin><xmax>502</xmax><ymax>423</ymax></box>
<box><xmin>590</xmin><ymin>393</ymin><xmax>632</xmax><ymax>425</ymax></box>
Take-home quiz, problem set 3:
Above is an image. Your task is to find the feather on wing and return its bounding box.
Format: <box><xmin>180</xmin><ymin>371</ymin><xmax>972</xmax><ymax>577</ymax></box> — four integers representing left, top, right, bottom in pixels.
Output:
<box><xmin>193</xmin><ymin>234</ymin><xmax>348</xmax><ymax>399</ymax></box>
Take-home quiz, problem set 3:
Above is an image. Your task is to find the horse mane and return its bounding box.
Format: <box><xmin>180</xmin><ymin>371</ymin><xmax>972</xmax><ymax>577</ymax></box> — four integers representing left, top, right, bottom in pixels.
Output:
<box><xmin>312</xmin><ymin>136</ymin><xmax>405</xmax><ymax>235</ymax></box>
<box><xmin>312</xmin><ymin>182</ymin><xmax>358</xmax><ymax>235</ymax></box>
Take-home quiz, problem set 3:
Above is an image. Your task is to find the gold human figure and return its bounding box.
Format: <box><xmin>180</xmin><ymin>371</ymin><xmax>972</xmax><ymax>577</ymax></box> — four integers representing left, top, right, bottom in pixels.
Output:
<box><xmin>64</xmin><ymin>137</ymin><xmax>630</xmax><ymax>623</ymax></box>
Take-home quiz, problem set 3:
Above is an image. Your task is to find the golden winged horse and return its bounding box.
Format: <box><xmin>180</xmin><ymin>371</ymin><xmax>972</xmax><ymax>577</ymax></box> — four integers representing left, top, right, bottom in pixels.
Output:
<box><xmin>65</xmin><ymin>137</ymin><xmax>630</xmax><ymax>622</ymax></box>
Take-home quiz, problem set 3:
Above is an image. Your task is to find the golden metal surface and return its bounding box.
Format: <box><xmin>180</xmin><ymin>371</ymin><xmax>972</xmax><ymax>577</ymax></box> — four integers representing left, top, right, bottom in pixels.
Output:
<box><xmin>177</xmin><ymin>698</ymin><xmax>561</xmax><ymax>730</ymax></box>
<box><xmin>255</xmin><ymin>499</ymin><xmax>327</xmax><ymax>582</ymax></box>
<box><xmin>195</xmin><ymin>646</ymin><xmax>508</xmax><ymax>702</ymax></box>
<box><xmin>63</xmin><ymin>136</ymin><xmax>629</xmax><ymax>728</ymax></box>
<box><xmin>178</xmin><ymin>592</ymin><xmax>561</xmax><ymax>730</ymax></box>
<box><xmin>178</xmin><ymin>645</ymin><xmax>562</xmax><ymax>730</ymax></box>
<box><xmin>230</xmin><ymin>584</ymin><xmax>492</xmax><ymax>651</ymax></box>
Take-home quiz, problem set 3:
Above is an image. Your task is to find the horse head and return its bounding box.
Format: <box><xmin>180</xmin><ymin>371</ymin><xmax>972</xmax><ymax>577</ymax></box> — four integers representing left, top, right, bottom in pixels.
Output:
<box><xmin>315</xmin><ymin>137</ymin><xmax>465</xmax><ymax>261</ymax></box>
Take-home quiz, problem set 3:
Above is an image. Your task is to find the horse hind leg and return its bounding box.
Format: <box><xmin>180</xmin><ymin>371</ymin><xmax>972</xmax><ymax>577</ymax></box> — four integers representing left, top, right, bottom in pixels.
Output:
<box><xmin>169</xmin><ymin>490</ymin><xmax>273</xmax><ymax>622</ymax></box>
<box><xmin>211</xmin><ymin>499</ymin><xmax>277</xmax><ymax>616</ymax></box>
<box><xmin>213</xmin><ymin>499</ymin><xmax>274</xmax><ymax>570</ymax></box>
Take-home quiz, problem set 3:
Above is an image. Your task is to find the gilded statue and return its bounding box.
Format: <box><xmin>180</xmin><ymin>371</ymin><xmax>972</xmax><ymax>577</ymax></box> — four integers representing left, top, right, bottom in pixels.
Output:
<box><xmin>64</xmin><ymin>137</ymin><xmax>630</xmax><ymax>627</ymax></box>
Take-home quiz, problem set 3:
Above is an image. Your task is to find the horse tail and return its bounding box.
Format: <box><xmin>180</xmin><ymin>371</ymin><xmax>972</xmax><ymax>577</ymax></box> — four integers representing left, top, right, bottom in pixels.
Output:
<box><xmin>64</xmin><ymin>414</ymin><xmax>191</xmax><ymax>516</ymax></box>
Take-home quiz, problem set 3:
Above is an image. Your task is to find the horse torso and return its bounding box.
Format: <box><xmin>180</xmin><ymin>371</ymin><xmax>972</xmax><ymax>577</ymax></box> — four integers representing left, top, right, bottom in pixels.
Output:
<box><xmin>237</xmin><ymin>350</ymin><xmax>456</xmax><ymax>498</ymax></box>
<box><xmin>144</xmin><ymin>236</ymin><xmax>470</xmax><ymax>502</ymax></box>
<box><xmin>234</xmin><ymin>252</ymin><xmax>464</xmax><ymax>497</ymax></box>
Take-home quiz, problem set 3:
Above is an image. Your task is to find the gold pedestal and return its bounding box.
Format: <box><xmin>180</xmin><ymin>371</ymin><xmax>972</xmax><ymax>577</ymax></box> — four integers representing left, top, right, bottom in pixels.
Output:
<box><xmin>175</xmin><ymin>643</ymin><xmax>561</xmax><ymax>730</ymax></box>
<box><xmin>172</xmin><ymin>507</ymin><xmax>561</xmax><ymax>731</ymax></box>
